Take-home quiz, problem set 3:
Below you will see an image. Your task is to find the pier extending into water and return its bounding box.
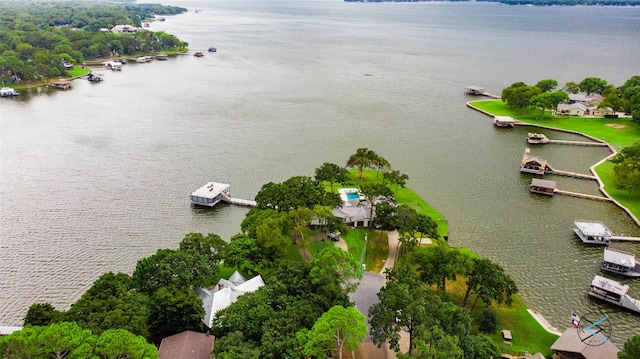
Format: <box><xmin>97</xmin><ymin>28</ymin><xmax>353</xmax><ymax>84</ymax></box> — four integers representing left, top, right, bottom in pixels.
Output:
<box><xmin>554</xmin><ymin>189</ymin><xmax>611</xmax><ymax>202</ymax></box>
<box><xmin>527</xmin><ymin>133</ymin><xmax>608</xmax><ymax>147</ymax></box>
<box><xmin>464</xmin><ymin>86</ymin><xmax>500</xmax><ymax>99</ymax></box>
<box><xmin>221</xmin><ymin>193</ymin><xmax>257</xmax><ymax>207</ymax></box>
<box><xmin>610</xmin><ymin>235</ymin><xmax>640</xmax><ymax>242</ymax></box>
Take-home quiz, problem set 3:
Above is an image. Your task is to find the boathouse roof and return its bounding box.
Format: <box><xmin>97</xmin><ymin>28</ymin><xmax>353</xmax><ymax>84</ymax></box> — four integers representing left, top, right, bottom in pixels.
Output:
<box><xmin>531</xmin><ymin>178</ymin><xmax>556</xmax><ymax>190</ymax></box>
<box><xmin>591</xmin><ymin>275</ymin><xmax>629</xmax><ymax>295</ymax></box>
<box><xmin>190</xmin><ymin>181</ymin><xmax>230</xmax><ymax>199</ymax></box>
<box><xmin>550</xmin><ymin>327</ymin><xmax>618</xmax><ymax>359</ymax></box>
<box><xmin>494</xmin><ymin>115</ymin><xmax>517</xmax><ymax>123</ymax></box>
<box><xmin>575</xmin><ymin>221</ymin><xmax>610</xmax><ymax>237</ymax></box>
<box><xmin>603</xmin><ymin>248</ymin><xmax>636</xmax><ymax>268</ymax></box>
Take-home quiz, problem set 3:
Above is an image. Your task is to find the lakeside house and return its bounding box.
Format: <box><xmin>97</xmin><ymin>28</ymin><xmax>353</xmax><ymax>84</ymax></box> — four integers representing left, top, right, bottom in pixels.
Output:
<box><xmin>196</xmin><ymin>271</ymin><xmax>265</xmax><ymax>330</ymax></box>
<box><xmin>331</xmin><ymin>188</ymin><xmax>374</xmax><ymax>228</ymax></box>
<box><xmin>556</xmin><ymin>93</ymin><xmax>615</xmax><ymax>118</ymax></box>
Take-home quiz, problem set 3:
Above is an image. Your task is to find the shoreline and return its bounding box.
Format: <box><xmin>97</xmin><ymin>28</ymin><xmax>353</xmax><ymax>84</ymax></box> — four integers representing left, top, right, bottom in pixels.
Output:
<box><xmin>466</xmin><ymin>100</ymin><xmax>640</xmax><ymax>228</ymax></box>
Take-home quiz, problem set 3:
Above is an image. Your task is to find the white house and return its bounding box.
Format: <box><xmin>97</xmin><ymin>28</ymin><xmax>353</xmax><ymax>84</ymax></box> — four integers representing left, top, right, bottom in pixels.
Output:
<box><xmin>196</xmin><ymin>271</ymin><xmax>265</xmax><ymax>330</ymax></box>
<box><xmin>331</xmin><ymin>188</ymin><xmax>374</xmax><ymax>228</ymax></box>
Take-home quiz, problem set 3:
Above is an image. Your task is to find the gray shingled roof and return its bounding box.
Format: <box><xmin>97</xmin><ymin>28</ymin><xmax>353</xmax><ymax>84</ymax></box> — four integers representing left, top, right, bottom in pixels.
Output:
<box><xmin>550</xmin><ymin>327</ymin><xmax>619</xmax><ymax>359</ymax></box>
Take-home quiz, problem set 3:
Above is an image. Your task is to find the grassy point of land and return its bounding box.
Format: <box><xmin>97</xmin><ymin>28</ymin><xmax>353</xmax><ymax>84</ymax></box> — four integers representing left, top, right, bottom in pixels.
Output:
<box><xmin>469</xmin><ymin>99</ymin><xmax>640</xmax><ymax>221</ymax></box>
<box><xmin>335</xmin><ymin>169</ymin><xmax>558</xmax><ymax>355</ymax></box>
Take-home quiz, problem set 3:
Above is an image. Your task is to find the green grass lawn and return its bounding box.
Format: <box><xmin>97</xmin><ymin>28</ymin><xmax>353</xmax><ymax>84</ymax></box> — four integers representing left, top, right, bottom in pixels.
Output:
<box><xmin>469</xmin><ymin>99</ymin><xmax>640</xmax><ymax>219</ymax></box>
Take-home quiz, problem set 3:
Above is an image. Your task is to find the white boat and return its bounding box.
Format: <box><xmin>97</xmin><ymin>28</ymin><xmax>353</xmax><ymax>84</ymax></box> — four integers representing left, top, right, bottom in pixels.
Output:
<box><xmin>588</xmin><ymin>275</ymin><xmax>640</xmax><ymax>314</ymax></box>
<box><xmin>573</xmin><ymin>220</ymin><xmax>611</xmax><ymax>245</ymax></box>
<box><xmin>0</xmin><ymin>87</ymin><xmax>19</xmax><ymax>97</ymax></box>
<box><xmin>103</xmin><ymin>61</ymin><xmax>122</xmax><ymax>70</ymax></box>
<box><xmin>602</xmin><ymin>247</ymin><xmax>640</xmax><ymax>278</ymax></box>
<box><xmin>190</xmin><ymin>182</ymin><xmax>231</xmax><ymax>207</ymax></box>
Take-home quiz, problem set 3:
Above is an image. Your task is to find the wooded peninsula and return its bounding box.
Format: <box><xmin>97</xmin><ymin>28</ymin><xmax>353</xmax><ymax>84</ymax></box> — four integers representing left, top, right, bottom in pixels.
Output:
<box><xmin>0</xmin><ymin>1</ymin><xmax>188</xmax><ymax>85</ymax></box>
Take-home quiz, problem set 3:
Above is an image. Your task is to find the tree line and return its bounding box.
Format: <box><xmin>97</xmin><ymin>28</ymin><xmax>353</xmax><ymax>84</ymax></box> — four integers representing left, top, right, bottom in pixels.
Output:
<box><xmin>501</xmin><ymin>76</ymin><xmax>640</xmax><ymax>122</ymax></box>
<box><xmin>0</xmin><ymin>0</ymin><xmax>188</xmax><ymax>84</ymax></box>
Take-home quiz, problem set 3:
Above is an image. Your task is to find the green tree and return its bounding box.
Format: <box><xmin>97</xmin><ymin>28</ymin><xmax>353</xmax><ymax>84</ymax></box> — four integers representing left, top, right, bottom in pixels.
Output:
<box><xmin>224</xmin><ymin>233</ymin><xmax>270</xmax><ymax>277</ymax></box>
<box><xmin>211</xmin><ymin>289</ymin><xmax>275</xmax><ymax>341</ymax></box>
<box><xmin>501</xmin><ymin>82</ymin><xmax>542</xmax><ymax>114</ymax></box>
<box><xmin>579</xmin><ymin>77</ymin><xmax>608</xmax><ymax>95</ymax></box>
<box><xmin>38</xmin><ymin>321</ymin><xmax>95</xmax><ymax>359</ymax></box>
<box><xmin>535</xmin><ymin>78</ymin><xmax>558</xmax><ymax>92</ymax></box>
<box><xmin>461</xmin><ymin>258</ymin><xmax>518</xmax><ymax>311</ymax></box>
<box><xmin>309</xmin><ymin>246</ymin><xmax>362</xmax><ymax>296</ymax></box>
<box><xmin>459</xmin><ymin>335</ymin><xmax>501</xmax><ymax>359</ymax></box>
<box><xmin>212</xmin><ymin>331</ymin><xmax>261</xmax><ymax>359</ymax></box>
<box><xmin>148</xmin><ymin>285</ymin><xmax>204</xmax><ymax>341</ymax></box>
<box><xmin>369</xmin><ymin>267</ymin><xmax>433</xmax><ymax>355</ymax></box>
<box><xmin>297</xmin><ymin>306</ymin><xmax>367</xmax><ymax>359</ymax></box>
<box><xmin>530</xmin><ymin>91</ymin><xmax>569</xmax><ymax>119</ymax></box>
<box><xmin>66</xmin><ymin>272</ymin><xmax>150</xmax><ymax>338</ymax></box>
<box><xmin>619</xmin><ymin>335</ymin><xmax>640</xmax><ymax>359</ymax></box>
<box><xmin>255</xmin><ymin>176</ymin><xmax>340</xmax><ymax>212</ymax></box>
<box><xmin>383</xmin><ymin>169</ymin><xmax>409</xmax><ymax>192</ymax></box>
<box><xmin>178</xmin><ymin>232</ymin><xmax>227</xmax><ymax>263</ymax></box>
<box><xmin>24</xmin><ymin>303</ymin><xmax>62</xmax><ymax>327</ymax></box>
<box><xmin>289</xmin><ymin>206</ymin><xmax>313</xmax><ymax>246</ymax></box>
<box><xmin>346</xmin><ymin>148</ymin><xmax>378</xmax><ymax>179</ymax></box>
<box><xmin>410</xmin><ymin>245</ymin><xmax>470</xmax><ymax>293</ymax></box>
<box><xmin>241</xmin><ymin>208</ymin><xmax>278</xmax><ymax>239</ymax></box>
<box><xmin>132</xmin><ymin>248</ymin><xmax>218</xmax><ymax>294</ymax></box>
<box><xmin>360</xmin><ymin>182</ymin><xmax>395</xmax><ymax>223</ymax></box>
<box><xmin>563</xmin><ymin>81</ymin><xmax>580</xmax><ymax>94</ymax></box>
<box><xmin>95</xmin><ymin>329</ymin><xmax>157</xmax><ymax>359</ymax></box>
<box><xmin>610</xmin><ymin>142</ymin><xmax>640</xmax><ymax>193</ymax></box>
<box><xmin>477</xmin><ymin>308</ymin><xmax>499</xmax><ymax>334</ymax></box>
<box><xmin>315</xmin><ymin>162</ymin><xmax>349</xmax><ymax>193</ymax></box>
<box><xmin>255</xmin><ymin>212</ymin><xmax>291</xmax><ymax>259</ymax></box>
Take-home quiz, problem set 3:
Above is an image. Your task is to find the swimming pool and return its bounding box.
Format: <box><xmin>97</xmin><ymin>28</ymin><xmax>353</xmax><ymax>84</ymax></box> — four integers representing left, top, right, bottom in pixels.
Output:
<box><xmin>346</xmin><ymin>192</ymin><xmax>360</xmax><ymax>201</ymax></box>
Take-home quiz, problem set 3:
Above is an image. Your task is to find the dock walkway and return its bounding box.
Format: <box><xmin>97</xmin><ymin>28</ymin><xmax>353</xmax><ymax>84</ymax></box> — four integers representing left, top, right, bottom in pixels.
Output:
<box><xmin>610</xmin><ymin>235</ymin><xmax>640</xmax><ymax>242</ymax></box>
<box><xmin>547</xmin><ymin>168</ymin><xmax>597</xmax><ymax>180</ymax></box>
<box><xmin>221</xmin><ymin>193</ymin><xmax>257</xmax><ymax>207</ymax></box>
<box><xmin>554</xmin><ymin>189</ymin><xmax>611</xmax><ymax>202</ymax></box>
<box><xmin>547</xmin><ymin>139</ymin><xmax>608</xmax><ymax>147</ymax></box>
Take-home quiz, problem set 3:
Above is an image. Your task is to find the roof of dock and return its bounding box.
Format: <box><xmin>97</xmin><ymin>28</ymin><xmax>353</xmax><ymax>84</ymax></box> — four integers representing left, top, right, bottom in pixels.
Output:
<box><xmin>591</xmin><ymin>275</ymin><xmax>629</xmax><ymax>295</ymax></box>
<box><xmin>191</xmin><ymin>182</ymin><xmax>230</xmax><ymax>199</ymax></box>
<box><xmin>603</xmin><ymin>248</ymin><xmax>636</xmax><ymax>267</ymax></box>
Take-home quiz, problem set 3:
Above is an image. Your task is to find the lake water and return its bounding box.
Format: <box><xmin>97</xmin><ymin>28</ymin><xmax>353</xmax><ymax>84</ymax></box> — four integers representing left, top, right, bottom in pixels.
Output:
<box><xmin>1</xmin><ymin>0</ymin><xmax>640</xmax><ymax>344</ymax></box>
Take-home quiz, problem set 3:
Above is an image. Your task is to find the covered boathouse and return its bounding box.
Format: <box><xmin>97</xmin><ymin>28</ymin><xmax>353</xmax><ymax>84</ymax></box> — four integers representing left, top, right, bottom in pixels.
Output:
<box><xmin>529</xmin><ymin>178</ymin><xmax>556</xmax><ymax>195</ymax></box>
<box><xmin>493</xmin><ymin>115</ymin><xmax>517</xmax><ymax>128</ymax></box>
<box><xmin>190</xmin><ymin>182</ymin><xmax>231</xmax><ymax>207</ymax></box>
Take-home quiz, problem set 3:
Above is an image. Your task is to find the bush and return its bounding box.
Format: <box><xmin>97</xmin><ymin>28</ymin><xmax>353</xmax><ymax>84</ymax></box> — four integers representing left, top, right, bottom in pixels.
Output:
<box><xmin>477</xmin><ymin>308</ymin><xmax>499</xmax><ymax>334</ymax></box>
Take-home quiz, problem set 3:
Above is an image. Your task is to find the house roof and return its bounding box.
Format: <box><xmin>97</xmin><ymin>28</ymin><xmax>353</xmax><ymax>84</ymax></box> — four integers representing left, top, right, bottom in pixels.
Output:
<box><xmin>494</xmin><ymin>115</ymin><xmax>517</xmax><ymax>123</ymax></box>
<box><xmin>558</xmin><ymin>103</ymin><xmax>590</xmax><ymax>111</ymax></box>
<box><xmin>569</xmin><ymin>93</ymin><xmax>603</xmax><ymax>103</ymax></box>
<box><xmin>158</xmin><ymin>330</ymin><xmax>214</xmax><ymax>359</ymax></box>
<box><xmin>200</xmin><ymin>271</ymin><xmax>265</xmax><ymax>329</ymax></box>
<box><xmin>333</xmin><ymin>205</ymin><xmax>371</xmax><ymax>222</ymax></box>
<box><xmin>550</xmin><ymin>327</ymin><xmax>619</xmax><ymax>359</ymax></box>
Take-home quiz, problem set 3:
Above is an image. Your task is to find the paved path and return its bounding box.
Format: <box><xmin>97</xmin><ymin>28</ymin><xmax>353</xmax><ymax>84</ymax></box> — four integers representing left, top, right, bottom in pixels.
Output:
<box><xmin>381</xmin><ymin>230</ymin><xmax>400</xmax><ymax>274</ymax></box>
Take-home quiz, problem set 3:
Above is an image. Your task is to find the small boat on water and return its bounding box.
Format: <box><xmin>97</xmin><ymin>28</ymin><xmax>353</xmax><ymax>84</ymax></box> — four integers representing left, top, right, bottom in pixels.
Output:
<box><xmin>208</xmin><ymin>47</ymin><xmax>217</xmax><ymax>52</ymax></box>
<box><xmin>87</xmin><ymin>72</ymin><xmax>103</xmax><ymax>82</ymax></box>
<box><xmin>574</xmin><ymin>220</ymin><xmax>611</xmax><ymax>245</ymax></box>
<box><xmin>194</xmin><ymin>51</ymin><xmax>204</xmax><ymax>57</ymax></box>
<box><xmin>602</xmin><ymin>247</ymin><xmax>640</xmax><ymax>278</ymax></box>
<box><xmin>0</xmin><ymin>87</ymin><xmax>19</xmax><ymax>97</ymax></box>
<box><xmin>527</xmin><ymin>132</ymin><xmax>549</xmax><ymax>144</ymax></box>
<box><xmin>588</xmin><ymin>275</ymin><xmax>640</xmax><ymax>314</ymax></box>
<box><xmin>155</xmin><ymin>53</ymin><xmax>168</xmax><ymax>60</ymax></box>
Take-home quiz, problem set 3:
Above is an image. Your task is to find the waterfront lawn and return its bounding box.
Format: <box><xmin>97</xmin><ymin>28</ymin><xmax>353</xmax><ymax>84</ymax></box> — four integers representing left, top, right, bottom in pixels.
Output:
<box><xmin>470</xmin><ymin>100</ymin><xmax>640</xmax><ymax>148</ymax></box>
<box><xmin>447</xmin><ymin>276</ymin><xmax>558</xmax><ymax>357</ymax></box>
<box><xmin>594</xmin><ymin>161</ymin><xmax>640</xmax><ymax>216</ymax></box>
<box><xmin>348</xmin><ymin>169</ymin><xmax>449</xmax><ymax>238</ymax></box>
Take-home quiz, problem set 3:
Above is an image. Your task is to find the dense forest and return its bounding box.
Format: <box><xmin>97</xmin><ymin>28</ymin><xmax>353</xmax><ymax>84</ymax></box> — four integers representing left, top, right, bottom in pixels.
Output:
<box><xmin>344</xmin><ymin>0</ymin><xmax>640</xmax><ymax>5</ymax></box>
<box><xmin>0</xmin><ymin>0</ymin><xmax>188</xmax><ymax>84</ymax></box>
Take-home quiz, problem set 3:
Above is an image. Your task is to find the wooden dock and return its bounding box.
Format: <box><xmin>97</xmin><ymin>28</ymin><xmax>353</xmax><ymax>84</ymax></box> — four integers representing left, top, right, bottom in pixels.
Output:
<box><xmin>220</xmin><ymin>193</ymin><xmax>257</xmax><ymax>207</ymax></box>
<box><xmin>547</xmin><ymin>139</ymin><xmax>608</xmax><ymax>147</ymax></box>
<box><xmin>546</xmin><ymin>168</ymin><xmax>597</xmax><ymax>180</ymax></box>
<box><xmin>610</xmin><ymin>235</ymin><xmax>640</xmax><ymax>242</ymax></box>
<box><xmin>554</xmin><ymin>189</ymin><xmax>611</xmax><ymax>202</ymax></box>
<box><xmin>464</xmin><ymin>86</ymin><xmax>500</xmax><ymax>99</ymax></box>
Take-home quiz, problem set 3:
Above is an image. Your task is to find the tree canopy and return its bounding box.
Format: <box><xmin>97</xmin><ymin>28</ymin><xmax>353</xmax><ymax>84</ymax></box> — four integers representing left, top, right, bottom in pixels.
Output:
<box><xmin>0</xmin><ymin>1</ymin><xmax>188</xmax><ymax>83</ymax></box>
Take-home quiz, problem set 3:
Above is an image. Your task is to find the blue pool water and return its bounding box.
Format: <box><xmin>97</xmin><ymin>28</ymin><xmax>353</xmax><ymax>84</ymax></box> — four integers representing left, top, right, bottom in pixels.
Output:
<box><xmin>346</xmin><ymin>192</ymin><xmax>359</xmax><ymax>201</ymax></box>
